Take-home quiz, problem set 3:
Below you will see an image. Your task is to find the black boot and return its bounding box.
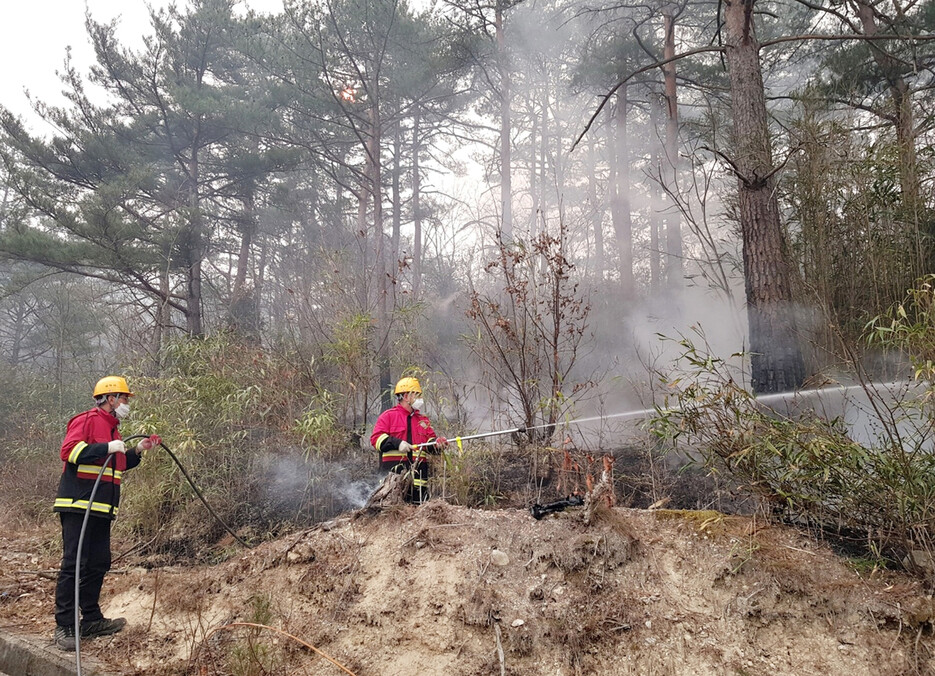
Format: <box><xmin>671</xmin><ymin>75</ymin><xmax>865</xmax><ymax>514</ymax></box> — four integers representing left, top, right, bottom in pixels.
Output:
<box><xmin>80</xmin><ymin>617</ymin><xmax>127</xmax><ymax>638</ymax></box>
<box><xmin>53</xmin><ymin>624</ymin><xmax>76</xmax><ymax>651</ymax></box>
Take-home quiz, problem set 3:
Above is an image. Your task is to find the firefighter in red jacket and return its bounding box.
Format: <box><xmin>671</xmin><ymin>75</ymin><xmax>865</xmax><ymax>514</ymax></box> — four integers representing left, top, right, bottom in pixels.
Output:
<box><xmin>52</xmin><ymin>376</ymin><xmax>161</xmax><ymax>651</ymax></box>
<box><xmin>371</xmin><ymin>377</ymin><xmax>448</xmax><ymax>503</ymax></box>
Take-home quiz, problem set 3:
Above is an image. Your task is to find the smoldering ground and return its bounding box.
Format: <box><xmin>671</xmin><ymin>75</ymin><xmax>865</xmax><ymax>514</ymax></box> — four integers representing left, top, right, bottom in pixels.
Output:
<box><xmin>251</xmin><ymin>448</ymin><xmax>383</xmax><ymax>527</ymax></box>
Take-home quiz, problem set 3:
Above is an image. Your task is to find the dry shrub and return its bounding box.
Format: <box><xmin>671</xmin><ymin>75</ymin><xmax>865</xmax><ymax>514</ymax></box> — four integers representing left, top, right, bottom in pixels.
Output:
<box><xmin>505</xmin><ymin>624</ymin><xmax>536</xmax><ymax>656</ymax></box>
<box><xmin>0</xmin><ymin>378</ymin><xmax>79</xmax><ymax>530</ymax></box>
<box><xmin>651</xmin><ymin>509</ymin><xmax>748</xmax><ymax>539</ymax></box>
<box><xmin>295</xmin><ymin>533</ymin><xmax>361</xmax><ymax>607</ymax></box>
<box><xmin>159</xmin><ymin>571</ymin><xmax>213</xmax><ymax>614</ymax></box>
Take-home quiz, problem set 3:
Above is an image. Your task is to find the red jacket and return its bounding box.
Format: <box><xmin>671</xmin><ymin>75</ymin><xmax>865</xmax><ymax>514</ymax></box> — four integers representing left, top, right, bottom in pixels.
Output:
<box><xmin>54</xmin><ymin>407</ymin><xmax>141</xmax><ymax>519</ymax></box>
<box><xmin>371</xmin><ymin>404</ymin><xmax>439</xmax><ymax>468</ymax></box>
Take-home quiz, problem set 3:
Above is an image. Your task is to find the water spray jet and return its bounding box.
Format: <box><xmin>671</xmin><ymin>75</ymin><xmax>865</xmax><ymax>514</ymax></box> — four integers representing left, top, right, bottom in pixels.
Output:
<box><xmin>414</xmin><ymin>379</ymin><xmax>918</xmax><ymax>452</ymax></box>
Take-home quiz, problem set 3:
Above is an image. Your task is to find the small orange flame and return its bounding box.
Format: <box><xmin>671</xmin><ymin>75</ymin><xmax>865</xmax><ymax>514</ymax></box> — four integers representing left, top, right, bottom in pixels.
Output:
<box><xmin>339</xmin><ymin>86</ymin><xmax>356</xmax><ymax>102</ymax></box>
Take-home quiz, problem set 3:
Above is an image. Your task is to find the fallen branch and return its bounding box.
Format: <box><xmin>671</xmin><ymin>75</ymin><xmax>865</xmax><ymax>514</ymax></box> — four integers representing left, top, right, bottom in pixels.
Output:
<box><xmin>114</xmin><ymin>533</ymin><xmax>160</xmax><ymax>563</ymax></box>
<box><xmin>147</xmin><ymin>569</ymin><xmax>159</xmax><ymax>633</ymax></box>
<box><xmin>14</xmin><ymin>570</ymin><xmax>58</xmax><ymax>580</ymax></box>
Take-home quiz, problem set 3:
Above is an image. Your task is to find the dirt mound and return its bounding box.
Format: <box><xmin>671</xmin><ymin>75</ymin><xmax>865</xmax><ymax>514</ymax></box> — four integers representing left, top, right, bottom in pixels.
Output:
<box><xmin>2</xmin><ymin>504</ymin><xmax>933</xmax><ymax>675</ymax></box>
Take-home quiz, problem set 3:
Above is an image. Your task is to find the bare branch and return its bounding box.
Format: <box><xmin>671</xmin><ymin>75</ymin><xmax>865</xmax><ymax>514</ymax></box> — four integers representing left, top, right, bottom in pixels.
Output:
<box><xmin>570</xmin><ymin>45</ymin><xmax>725</xmax><ymax>153</ymax></box>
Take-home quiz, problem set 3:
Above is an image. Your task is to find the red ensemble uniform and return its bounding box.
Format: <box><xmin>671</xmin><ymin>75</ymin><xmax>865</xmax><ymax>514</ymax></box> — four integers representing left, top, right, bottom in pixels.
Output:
<box><xmin>371</xmin><ymin>404</ymin><xmax>441</xmax><ymax>503</ymax></box>
<box><xmin>53</xmin><ymin>406</ymin><xmax>141</xmax><ymax>629</ymax></box>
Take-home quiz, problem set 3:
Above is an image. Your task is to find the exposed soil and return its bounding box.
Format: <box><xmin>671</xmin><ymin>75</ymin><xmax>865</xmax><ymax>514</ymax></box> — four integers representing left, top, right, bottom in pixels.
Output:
<box><xmin>1</xmin><ymin>503</ymin><xmax>933</xmax><ymax>675</ymax></box>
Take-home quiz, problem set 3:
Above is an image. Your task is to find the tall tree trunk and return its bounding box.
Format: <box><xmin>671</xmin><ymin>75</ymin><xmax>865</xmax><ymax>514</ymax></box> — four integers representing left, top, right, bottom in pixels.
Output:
<box><xmin>528</xmin><ymin>91</ymin><xmax>538</xmax><ymax>240</ymax></box>
<box><xmin>650</xmin><ymin>92</ymin><xmax>665</xmax><ymax>292</ymax></box>
<box><xmin>356</xmin><ymin>185</ymin><xmax>370</xmax><ymax>309</ymax></box>
<box><xmin>496</xmin><ymin>1</ymin><xmax>513</xmax><ymax>242</ymax></box>
<box><xmin>232</xmin><ymin>184</ymin><xmax>255</xmax><ymax>300</ymax></box>
<box><xmin>651</xmin><ymin>187</ymin><xmax>662</xmax><ymax>292</ymax></box>
<box><xmin>663</xmin><ymin>8</ymin><xmax>682</xmax><ymax>288</ymax></box>
<box><xmin>391</xmin><ymin>115</ymin><xmax>402</xmax><ymax>307</ymax></box>
<box><xmin>187</xmin><ymin>151</ymin><xmax>204</xmax><ymax>337</ymax></box>
<box><xmin>611</xmin><ymin>88</ymin><xmax>633</xmax><ymax>295</ymax></box>
<box><xmin>539</xmin><ymin>92</ymin><xmax>548</xmax><ymax>236</ymax></box>
<box><xmin>587</xmin><ymin>134</ymin><xmax>605</xmax><ymax>280</ymax></box>
<box><xmin>368</xmin><ymin>97</ymin><xmax>391</xmax><ymax>411</ymax></box>
<box><xmin>8</xmin><ymin>298</ymin><xmax>27</xmax><ymax>366</ymax></box>
<box><xmin>723</xmin><ymin>0</ymin><xmax>806</xmax><ymax>393</ymax></box>
<box><xmin>154</xmin><ymin>266</ymin><xmax>169</xmax><ymax>367</ymax></box>
<box><xmin>412</xmin><ymin>108</ymin><xmax>423</xmax><ymax>301</ymax></box>
<box><xmin>357</xmin><ymin>141</ymin><xmax>371</xmax><ymax>311</ymax></box>
<box><xmin>256</xmin><ymin>238</ymin><xmax>268</xmax><ymax>329</ymax></box>
<box><xmin>230</xmin><ymin>184</ymin><xmax>258</xmax><ymax>340</ymax></box>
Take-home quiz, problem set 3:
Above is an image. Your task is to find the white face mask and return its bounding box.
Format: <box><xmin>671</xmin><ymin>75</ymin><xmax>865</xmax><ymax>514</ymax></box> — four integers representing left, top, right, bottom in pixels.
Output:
<box><xmin>114</xmin><ymin>402</ymin><xmax>131</xmax><ymax>419</ymax></box>
<box><xmin>412</xmin><ymin>397</ymin><xmax>424</xmax><ymax>411</ymax></box>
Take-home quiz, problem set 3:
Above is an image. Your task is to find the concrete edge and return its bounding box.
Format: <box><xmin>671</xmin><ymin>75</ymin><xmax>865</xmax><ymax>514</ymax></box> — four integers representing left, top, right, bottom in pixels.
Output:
<box><xmin>0</xmin><ymin>629</ymin><xmax>107</xmax><ymax>676</ymax></box>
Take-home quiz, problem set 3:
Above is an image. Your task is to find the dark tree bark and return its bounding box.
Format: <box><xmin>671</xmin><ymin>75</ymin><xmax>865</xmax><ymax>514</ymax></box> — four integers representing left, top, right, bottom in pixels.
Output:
<box><xmin>227</xmin><ymin>183</ymin><xmax>259</xmax><ymax>339</ymax></box>
<box><xmin>232</xmin><ymin>186</ymin><xmax>255</xmax><ymax>307</ymax></box>
<box><xmin>186</xmin><ymin>152</ymin><xmax>204</xmax><ymax>337</ymax></box>
<box><xmin>723</xmin><ymin>0</ymin><xmax>806</xmax><ymax>393</ymax></box>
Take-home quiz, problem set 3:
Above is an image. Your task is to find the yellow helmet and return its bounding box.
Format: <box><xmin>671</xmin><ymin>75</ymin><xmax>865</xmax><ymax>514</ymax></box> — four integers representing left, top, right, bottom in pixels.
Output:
<box><xmin>394</xmin><ymin>376</ymin><xmax>422</xmax><ymax>395</ymax></box>
<box><xmin>93</xmin><ymin>376</ymin><xmax>134</xmax><ymax>398</ymax></box>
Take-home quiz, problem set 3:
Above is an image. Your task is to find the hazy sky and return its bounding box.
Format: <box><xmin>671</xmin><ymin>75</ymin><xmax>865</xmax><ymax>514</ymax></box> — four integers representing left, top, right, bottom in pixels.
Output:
<box><xmin>0</xmin><ymin>0</ymin><xmax>283</xmax><ymax>130</ymax></box>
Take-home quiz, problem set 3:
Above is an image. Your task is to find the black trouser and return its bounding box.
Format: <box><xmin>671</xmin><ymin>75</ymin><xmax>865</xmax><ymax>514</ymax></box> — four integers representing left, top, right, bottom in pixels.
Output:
<box><xmin>54</xmin><ymin>511</ymin><xmax>112</xmax><ymax>627</ymax></box>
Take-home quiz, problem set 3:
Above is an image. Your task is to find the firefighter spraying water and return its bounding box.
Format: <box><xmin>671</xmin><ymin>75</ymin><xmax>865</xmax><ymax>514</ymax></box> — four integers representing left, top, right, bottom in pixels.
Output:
<box><xmin>55</xmin><ymin>376</ymin><xmax>250</xmax><ymax>676</ymax></box>
<box><xmin>370</xmin><ymin>377</ymin><xmax>449</xmax><ymax>505</ymax></box>
<box><xmin>365</xmin><ymin>377</ymin><xmax>914</xmax><ymax>511</ymax></box>
<box><xmin>52</xmin><ymin>376</ymin><xmax>155</xmax><ymax>653</ymax></box>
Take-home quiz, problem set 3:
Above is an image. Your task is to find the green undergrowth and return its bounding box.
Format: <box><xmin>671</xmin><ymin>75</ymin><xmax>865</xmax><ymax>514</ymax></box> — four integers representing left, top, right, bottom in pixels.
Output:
<box><xmin>650</xmin><ymin>299</ymin><xmax>935</xmax><ymax>578</ymax></box>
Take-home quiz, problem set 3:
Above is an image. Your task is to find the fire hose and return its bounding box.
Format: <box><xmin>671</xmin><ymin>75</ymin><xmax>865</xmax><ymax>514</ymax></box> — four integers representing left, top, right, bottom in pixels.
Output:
<box><xmin>413</xmin><ymin>413</ymin><xmax>632</xmax><ymax>451</ymax></box>
<box><xmin>72</xmin><ymin>435</ymin><xmax>249</xmax><ymax>673</ymax></box>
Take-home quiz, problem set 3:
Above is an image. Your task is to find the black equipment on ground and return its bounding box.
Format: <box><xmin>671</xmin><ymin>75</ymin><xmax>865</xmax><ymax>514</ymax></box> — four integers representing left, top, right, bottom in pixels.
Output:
<box><xmin>530</xmin><ymin>495</ymin><xmax>584</xmax><ymax>520</ymax></box>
